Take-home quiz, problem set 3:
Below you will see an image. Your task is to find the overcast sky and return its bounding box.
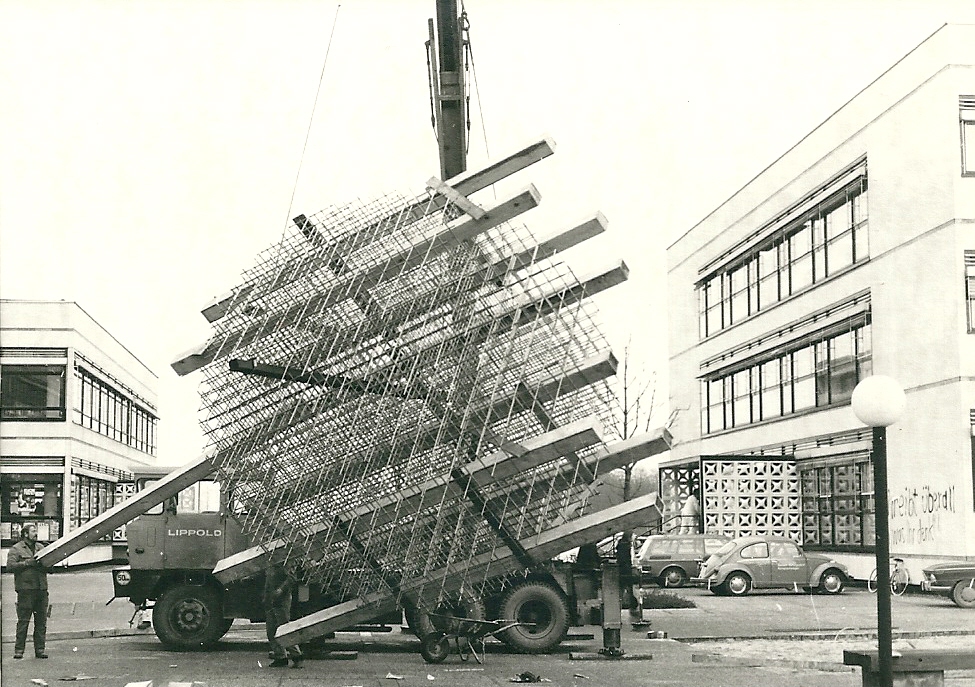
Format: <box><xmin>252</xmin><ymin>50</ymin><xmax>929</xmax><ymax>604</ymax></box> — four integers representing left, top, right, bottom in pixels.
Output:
<box><xmin>2</xmin><ymin>0</ymin><xmax>973</xmax><ymax>466</ymax></box>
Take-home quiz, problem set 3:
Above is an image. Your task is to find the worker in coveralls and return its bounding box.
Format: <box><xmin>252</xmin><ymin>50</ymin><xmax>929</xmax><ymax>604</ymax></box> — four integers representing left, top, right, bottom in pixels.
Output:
<box><xmin>7</xmin><ymin>523</ymin><xmax>49</xmax><ymax>659</ymax></box>
<box><xmin>264</xmin><ymin>561</ymin><xmax>303</xmax><ymax>668</ymax></box>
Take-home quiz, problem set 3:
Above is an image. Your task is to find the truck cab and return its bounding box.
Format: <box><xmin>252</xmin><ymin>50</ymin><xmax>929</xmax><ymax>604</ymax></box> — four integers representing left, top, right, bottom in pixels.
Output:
<box><xmin>112</xmin><ymin>476</ymin><xmax>262</xmax><ymax>648</ymax></box>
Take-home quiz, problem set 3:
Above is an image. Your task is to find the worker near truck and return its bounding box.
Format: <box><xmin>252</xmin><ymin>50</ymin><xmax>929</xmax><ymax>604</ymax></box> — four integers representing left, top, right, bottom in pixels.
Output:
<box><xmin>264</xmin><ymin>561</ymin><xmax>303</xmax><ymax>668</ymax></box>
<box><xmin>7</xmin><ymin>523</ymin><xmax>49</xmax><ymax>659</ymax></box>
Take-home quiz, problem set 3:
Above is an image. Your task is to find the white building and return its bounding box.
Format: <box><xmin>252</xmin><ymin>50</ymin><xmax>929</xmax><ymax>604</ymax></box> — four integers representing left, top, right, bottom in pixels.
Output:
<box><xmin>1</xmin><ymin>300</ymin><xmax>159</xmax><ymax>566</ymax></box>
<box><xmin>665</xmin><ymin>24</ymin><xmax>975</xmax><ymax>579</ymax></box>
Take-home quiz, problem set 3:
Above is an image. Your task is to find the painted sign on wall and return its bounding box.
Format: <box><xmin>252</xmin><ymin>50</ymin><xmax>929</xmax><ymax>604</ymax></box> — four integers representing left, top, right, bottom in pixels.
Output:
<box><xmin>889</xmin><ymin>484</ymin><xmax>957</xmax><ymax>547</ymax></box>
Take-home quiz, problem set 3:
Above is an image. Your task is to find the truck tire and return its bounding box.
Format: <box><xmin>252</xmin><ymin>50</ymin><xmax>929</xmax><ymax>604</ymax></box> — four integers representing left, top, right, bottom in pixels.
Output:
<box><xmin>497</xmin><ymin>581</ymin><xmax>570</xmax><ymax>653</ymax></box>
<box><xmin>216</xmin><ymin>617</ymin><xmax>235</xmax><ymax>639</ymax></box>
<box><xmin>154</xmin><ymin>583</ymin><xmax>225</xmax><ymax>650</ymax></box>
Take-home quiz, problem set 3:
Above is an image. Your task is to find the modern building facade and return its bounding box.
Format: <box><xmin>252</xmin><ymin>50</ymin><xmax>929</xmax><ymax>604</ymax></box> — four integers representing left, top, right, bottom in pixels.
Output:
<box><xmin>665</xmin><ymin>24</ymin><xmax>975</xmax><ymax>579</ymax></box>
<box><xmin>0</xmin><ymin>300</ymin><xmax>159</xmax><ymax>565</ymax></box>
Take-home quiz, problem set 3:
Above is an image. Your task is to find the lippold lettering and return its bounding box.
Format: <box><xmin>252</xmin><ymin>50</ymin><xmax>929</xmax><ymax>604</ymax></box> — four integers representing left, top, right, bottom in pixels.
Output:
<box><xmin>167</xmin><ymin>529</ymin><xmax>222</xmax><ymax>537</ymax></box>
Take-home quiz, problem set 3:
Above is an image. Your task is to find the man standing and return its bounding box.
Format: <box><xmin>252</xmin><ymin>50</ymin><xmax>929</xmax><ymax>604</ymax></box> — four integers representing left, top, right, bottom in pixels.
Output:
<box><xmin>7</xmin><ymin>523</ymin><xmax>49</xmax><ymax>659</ymax></box>
<box><xmin>263</xmin><ymin>561</ymin><xmax>302</xmax><ymax>668</ymax></box>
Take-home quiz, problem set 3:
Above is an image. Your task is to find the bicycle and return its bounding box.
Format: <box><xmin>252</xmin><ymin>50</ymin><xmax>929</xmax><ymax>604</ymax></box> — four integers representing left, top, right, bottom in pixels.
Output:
<box><xmin>867</xmin><ymin>557</ymin><xmax>910</xmax><ymax>596</ymax></box>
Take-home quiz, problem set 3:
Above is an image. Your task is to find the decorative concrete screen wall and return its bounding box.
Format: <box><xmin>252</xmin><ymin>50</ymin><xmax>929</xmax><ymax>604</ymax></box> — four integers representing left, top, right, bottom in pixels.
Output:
<box><xmin>703</xmin><ymin>457</ymin><xmax>801</xmax><ymax>540</ymax></box>
<box><xmin>661</xmin><ymin>456</ymin><xmax>802</xmax><ymax>541</ymax></box>
<box><xmin>171</xmin><ymin>140</ymin><xmax>637</xmax><ymax>609</ymax></box>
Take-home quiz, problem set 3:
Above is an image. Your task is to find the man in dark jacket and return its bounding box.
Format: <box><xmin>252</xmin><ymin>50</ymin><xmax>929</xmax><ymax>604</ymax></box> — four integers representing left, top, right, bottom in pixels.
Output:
<box><xmin>7</xmin><ymin>524</ymin><xmax>49</xmax><ymax>659</ymax></box>
<box><xmin>264</xmin><ymin>561</ymin><xmax>302</xmax><ymax>668</ymax></box>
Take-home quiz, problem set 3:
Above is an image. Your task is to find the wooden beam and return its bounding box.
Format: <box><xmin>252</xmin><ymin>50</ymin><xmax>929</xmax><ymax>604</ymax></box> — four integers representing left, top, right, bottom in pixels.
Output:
<box><xmin>215</xmin><ymin>424</ymin><xmax>670</xmax><ymax>587</ymax></box>
<box><xmin>212</xmin><ymin>416</ymin><xmax>605</xmax><ymax>583</ymax></box>
<box><xmin>425</xmin><ymin>177</ymin><xmax>485</xmax><ymax>220</ymax></box>
<box><xmin>37</xmin><ymin>453</ymin><xmax>219</xmax><ymax>567</ymax></box>
<box><xmin>200</xmin><ymin>138</ymin><xmax>555</xmax><ymax>324</ymax></box>
<box><xmin>275</xmin><ymin>491</ymin><xmax>664</xmax><ymax>644</ymax></box>
<box><xmin>173</xmin><ymin>187</ymin><xmax>541</xmax><ymax>376</ymax></box>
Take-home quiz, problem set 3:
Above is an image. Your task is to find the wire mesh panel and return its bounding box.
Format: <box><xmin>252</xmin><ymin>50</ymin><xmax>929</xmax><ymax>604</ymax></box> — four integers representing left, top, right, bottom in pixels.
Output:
<box><xmin>176</xmin><ymin>151</ymin><xmax>628</xmax><ymax>609</ymax></box>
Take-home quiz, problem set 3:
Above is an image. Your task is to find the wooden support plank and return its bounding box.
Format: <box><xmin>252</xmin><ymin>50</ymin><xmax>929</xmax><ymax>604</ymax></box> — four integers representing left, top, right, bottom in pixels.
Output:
<box><xmin>200</xmin><ymin>138</ymin><xmax>555</xmax><ymax>324</ymax></box>
<box><xmin>212</xmin><ymin>417</ymin><xmax>605</xmax><ymax>583</ymax></box>
<box><xmin>173</xmin><ymin>187</ymin><xmax>541</xmax><ymax>376</ymax></box>
<box><xmin>275</xmin><ymin>491</ymin><xmax>664</xmax><ymax>644</ymax></box>
<box><xmin>37</xmin><ymin>454</ymin><xmax>219</xmax><ymax>567</ymax></box>
<box><xmin>425</xmin><ymin>177</ymin><xmax>486</xmax><ymax>220</ymax></box>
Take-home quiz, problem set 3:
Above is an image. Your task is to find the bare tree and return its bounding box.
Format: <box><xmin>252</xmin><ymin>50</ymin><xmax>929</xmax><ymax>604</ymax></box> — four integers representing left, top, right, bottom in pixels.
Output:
<box><xmin>607</xmin><ymin>336</ymin><xmax>662</xmax><ymax>605</ymax></box>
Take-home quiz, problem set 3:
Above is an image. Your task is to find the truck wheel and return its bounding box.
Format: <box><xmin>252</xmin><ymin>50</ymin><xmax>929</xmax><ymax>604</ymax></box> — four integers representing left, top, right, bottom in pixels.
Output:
<box><xmin>498</xmin><ymin>581</ymin><xmax>570</xmax><ymax>653</ymax></box>
<box><xmin>951</xmin><ymin>579</ymin><xmax>975</xmax><ymax>608</ymax></box>
<box><xmin>404</xmin><ymin>601</ymin><xmax>434</xmax><ymax>638</ymax></box>
<box><xmin>154</xmin><ymin>583</ymin><xmax>225</xmax><ymax>650</ymax></box>
<box><xmin>216</xmin><ymin>617</ymin><xmax>234</xmax><ymax>640</ymax></box>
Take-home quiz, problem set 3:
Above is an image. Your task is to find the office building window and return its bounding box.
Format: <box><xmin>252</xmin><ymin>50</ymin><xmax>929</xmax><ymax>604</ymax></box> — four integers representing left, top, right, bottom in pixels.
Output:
<box><xmin>800</xmin><ymin>457</ymin><xmax>874</xmax><ymax>551</ymax></box>
<box><xmin>69</xmin><ymin>474</ymin><xmax>116</xmax><ymax>533</ymax></box>
<box><xmin>75</xmin><ymin>367</ymin><xmax>157</xmax><ymax>455</ymax></box>
<box><xmin>0</xmin><ymin>365</ymin><xmax>66</xmax><ymax>421</ymax></box>
<box><xmin>966</xmin><ymin>252</ymin><xmax>975</xmax><ymax>332</ymax></box>
<box><xmin>962</xmin><ymin>97</ymin><xmax>975</xmax><ymax>176</ymax></box>
<box><xmin>697</xmin><ymin>166</ymin><xmax>868</xmax><ymax>338</ymax></box>
<box><xmin>700</xmin><ymin>322</ymin><xmax>871</xmax><ymax>434</ymax></box>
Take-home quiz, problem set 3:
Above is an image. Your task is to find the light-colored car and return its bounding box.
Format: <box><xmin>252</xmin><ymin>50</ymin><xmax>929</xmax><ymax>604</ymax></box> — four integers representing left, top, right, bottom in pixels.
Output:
<box><xmin>697</xmin><ymin>535</ymin><xmax>848</xmax><ymax>596</ymax></box>
<box><xmin>921</xmin><ymin>561</ymin><xmax>975</xmax><ymax>608</ymax></box>
<box><xmin>636</xmin><ymin>534</ymin><xmax>731</xmax><ymax>587</ymax></box>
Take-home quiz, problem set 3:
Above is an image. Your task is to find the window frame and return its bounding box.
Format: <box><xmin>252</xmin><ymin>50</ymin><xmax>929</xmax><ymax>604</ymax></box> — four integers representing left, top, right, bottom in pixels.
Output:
<box><xmin>961</xmin><ymin>98</ymin><xmax>975</xmax><ymax>176</ymax></box>
<box><xmin>0</xmin><ymin>364</ymin><xmax>67</xmax><ymax>421</ymax></box>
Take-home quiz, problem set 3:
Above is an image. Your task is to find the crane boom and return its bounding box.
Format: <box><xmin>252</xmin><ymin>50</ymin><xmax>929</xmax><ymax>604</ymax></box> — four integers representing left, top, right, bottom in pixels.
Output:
<box><xmin>431</xmin><ymin>0</ymin><xmax>467</xmax><ymax>180</ymax></box>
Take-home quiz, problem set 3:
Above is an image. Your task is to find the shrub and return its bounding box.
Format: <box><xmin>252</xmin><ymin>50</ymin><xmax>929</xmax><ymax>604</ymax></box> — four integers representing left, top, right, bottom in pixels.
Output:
<box><xmin>639</xmin><ymin>589</ymin><xmax>696</xmax><ymax>609</ymax></box>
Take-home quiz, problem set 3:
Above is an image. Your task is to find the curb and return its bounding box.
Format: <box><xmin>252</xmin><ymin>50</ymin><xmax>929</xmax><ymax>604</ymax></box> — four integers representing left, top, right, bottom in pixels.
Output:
<box><xmin>1</xmin><ymin>628</ymin><xmax>154</xmax><ymax>644</ymax></box>
<box><xmin>678</xmin><ymin>629</ymin><xmax>975</xmax><ymax>643</ymax></box>
<box><xmin>690</xmin><ymin>653</ymin><xmax>857</xmax><ymax>673</ymax></box>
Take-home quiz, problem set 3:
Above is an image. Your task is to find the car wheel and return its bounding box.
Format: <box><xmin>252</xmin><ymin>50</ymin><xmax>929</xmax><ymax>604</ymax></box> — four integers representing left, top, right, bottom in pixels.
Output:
<box><xmin>723</xmin><ymin>572</ymin><xmax>751</xmax><ymax>597</ymax></box>
<box><xmin>818</xmin><ymin>569</ymin><xmax>845</xmax><ymax>595</ymax></box>
<box><xmin>951</xmin><ymin>579</ymin><xmax>975</xmax><ymax>608</ymax></box>
<box><xmin>659</xmin><ymin>566</ymin><xmax>689</xmax><ymax>588</ymax></box>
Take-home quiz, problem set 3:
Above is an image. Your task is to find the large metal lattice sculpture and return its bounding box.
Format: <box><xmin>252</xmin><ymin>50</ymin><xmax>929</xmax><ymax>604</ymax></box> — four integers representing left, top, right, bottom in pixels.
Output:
<box><xmin>172</xmin><ymin>139</ymin><xmax>638</xmax><ymax>623</ymax></box>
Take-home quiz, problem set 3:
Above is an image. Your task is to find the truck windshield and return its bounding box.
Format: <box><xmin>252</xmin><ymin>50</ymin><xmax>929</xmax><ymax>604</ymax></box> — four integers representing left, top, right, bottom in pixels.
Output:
<box><xmin>143</xmin><ymin>480</ymin><xmax>221</xmax><ymax>514</ymax></box>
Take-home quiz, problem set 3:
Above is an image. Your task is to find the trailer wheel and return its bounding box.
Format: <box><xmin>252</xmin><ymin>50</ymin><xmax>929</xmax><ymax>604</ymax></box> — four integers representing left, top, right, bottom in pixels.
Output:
<box><xmin>498</xmin><ymin>581</ymin><xmax>570</xmax><ymax>653</ymax></box>
<box><xmin>153</xmin><ymin>583</ymin><xmax>225</xmax><ymax>650</ymax></box>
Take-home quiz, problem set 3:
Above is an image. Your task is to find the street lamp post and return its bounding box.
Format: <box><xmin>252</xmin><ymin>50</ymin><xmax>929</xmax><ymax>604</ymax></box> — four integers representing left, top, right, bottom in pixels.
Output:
<box><xmin>851</xmin><ymin>375</ymin><xmax>906</xmax><ymax>687</ymax></box>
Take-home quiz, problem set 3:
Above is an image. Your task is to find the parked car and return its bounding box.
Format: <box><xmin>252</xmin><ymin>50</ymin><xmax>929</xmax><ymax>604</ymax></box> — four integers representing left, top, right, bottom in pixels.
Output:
<box><xmin>920</xmin><ymin>561</ymin><xmax>975</xmax><ymax>608</ymax></box>
<box><xmin>697</xmin><ymin>535</ymin><xmax>848</xmax><ymax>596</ymax></box>
<box><xmin>636</xmin><ymin>534</ymin><xmax>731</xmax><ymax>587</ymax></box>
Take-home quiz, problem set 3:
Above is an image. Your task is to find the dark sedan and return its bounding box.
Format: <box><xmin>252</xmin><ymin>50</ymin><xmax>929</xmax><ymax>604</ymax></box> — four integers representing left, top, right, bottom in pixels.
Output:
<box><xmin>921</xmin><ymin>561</ymin><xmax>975</xmax><ymax>608</ymax></box>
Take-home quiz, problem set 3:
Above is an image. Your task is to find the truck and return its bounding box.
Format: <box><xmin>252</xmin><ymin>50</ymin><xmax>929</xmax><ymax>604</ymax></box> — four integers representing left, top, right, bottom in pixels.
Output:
<box><xmin>37</xmin><ymin>2</ymin><xmax>669</xmax><ymax>655</ymax></box>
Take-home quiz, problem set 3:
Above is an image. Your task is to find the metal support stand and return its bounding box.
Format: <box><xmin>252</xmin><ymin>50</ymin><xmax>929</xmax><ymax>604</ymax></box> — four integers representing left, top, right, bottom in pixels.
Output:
<box><xmin>598</xmin><ymin>560</ymin><xmax>624</xmax><ymax>657</ymax></box>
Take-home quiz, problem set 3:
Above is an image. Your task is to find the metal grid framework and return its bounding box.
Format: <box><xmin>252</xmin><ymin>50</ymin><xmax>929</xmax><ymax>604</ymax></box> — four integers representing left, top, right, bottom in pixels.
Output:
<box><xmin>185</xmin><ymin>170</ymin><xmax>626</xmax><ymax>607</ymax></box>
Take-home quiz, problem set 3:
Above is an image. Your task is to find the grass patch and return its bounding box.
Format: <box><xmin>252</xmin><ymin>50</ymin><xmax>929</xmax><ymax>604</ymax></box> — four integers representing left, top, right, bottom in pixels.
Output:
<box><xmin>639</xmin><ymin>589</ymin><xmax>697</xmax><ymax>609</ymax></box>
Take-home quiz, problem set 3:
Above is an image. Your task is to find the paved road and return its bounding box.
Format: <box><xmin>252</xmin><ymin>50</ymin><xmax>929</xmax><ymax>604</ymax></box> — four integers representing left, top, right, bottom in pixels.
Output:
<box><xmin>3</xmin><ymin>567</ymin><xmax>973</xmax><ymax>686</ymax></box>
